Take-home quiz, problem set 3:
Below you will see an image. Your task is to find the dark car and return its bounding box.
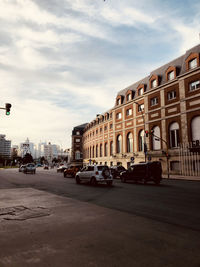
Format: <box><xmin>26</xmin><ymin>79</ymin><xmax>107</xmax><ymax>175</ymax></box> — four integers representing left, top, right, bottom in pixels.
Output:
<box><xmin>120</xmin><ymin>161</ymin><xmax>162</xmax><ymax>185</ymax></box>
<box><xmin>110</xmin><ymin>165</ymin><xmax>126</xmax><ymax>179</ymax></box>
<box><xmin>57</xmin><ymin>166</ymin><xmax>67</xmax><ymax>173</ymax></box>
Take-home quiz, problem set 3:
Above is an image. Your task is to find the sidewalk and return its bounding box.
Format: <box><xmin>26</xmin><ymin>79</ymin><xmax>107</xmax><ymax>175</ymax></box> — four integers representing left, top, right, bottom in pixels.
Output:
<box><xmin>163</xmin><ymin>174</ymin><xmax>200</xmax><ymax>181</ymax></box>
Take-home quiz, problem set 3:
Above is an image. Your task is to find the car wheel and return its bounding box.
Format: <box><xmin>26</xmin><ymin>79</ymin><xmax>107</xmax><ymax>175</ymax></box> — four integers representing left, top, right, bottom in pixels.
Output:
<box><xmin>91</xmin><ymin>177</ymin><xmax>97</xmax><ymax>186</ymax></box>
<box><xmin>154</xmin><ymin>178</ymin><xmax>160</xmax><ymax>185</ymax></box>
<box><xmin>76</xmin><ymin>176</ymin><xmax>81</xmax><ymax>184</ymax></box>
<box><xmin>107</xmin><ymin>181</ymin><xmax>113</xmax><ymax>186</ymax></box>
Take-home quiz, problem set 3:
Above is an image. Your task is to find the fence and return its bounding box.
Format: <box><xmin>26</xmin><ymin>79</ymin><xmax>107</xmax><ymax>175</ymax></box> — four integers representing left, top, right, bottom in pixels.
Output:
<box><xmin>179</xmin><ymin>141</ymin><xmax>200</xmax><ymax>176</ymax></box>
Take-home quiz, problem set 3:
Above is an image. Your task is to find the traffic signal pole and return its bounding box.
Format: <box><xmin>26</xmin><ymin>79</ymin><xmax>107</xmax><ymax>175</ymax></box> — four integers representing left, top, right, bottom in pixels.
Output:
<box><xmin>0</xmin><ymin>103</ymin><xmax>12</xmax><ymax>115</ymax></box>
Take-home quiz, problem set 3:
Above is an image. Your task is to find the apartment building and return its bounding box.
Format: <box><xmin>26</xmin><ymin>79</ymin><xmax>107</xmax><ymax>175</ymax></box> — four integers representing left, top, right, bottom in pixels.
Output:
<box><xmin>72</xmin><ymin>44</ymin><xmax>200</xmax><ymax>176</ymax></box>
<box><xmin>0</xmin><ymin>134</ymin><xmax>11</xmax><ymax>159</ymax></box>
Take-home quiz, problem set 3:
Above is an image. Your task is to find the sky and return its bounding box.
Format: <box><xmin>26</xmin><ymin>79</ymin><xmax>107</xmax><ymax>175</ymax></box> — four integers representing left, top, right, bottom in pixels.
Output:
<box><xmin>0</xmin><ymin>0</ymin><xmax>200</xmax><ymax>149</ymax></box>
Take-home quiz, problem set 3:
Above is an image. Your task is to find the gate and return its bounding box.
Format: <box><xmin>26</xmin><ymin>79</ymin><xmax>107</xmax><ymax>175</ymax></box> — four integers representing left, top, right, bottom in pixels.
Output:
<box><xmin>179</xmin><ymin>141</ymin><xmax>200</xmax><ymax>176</ymax></box>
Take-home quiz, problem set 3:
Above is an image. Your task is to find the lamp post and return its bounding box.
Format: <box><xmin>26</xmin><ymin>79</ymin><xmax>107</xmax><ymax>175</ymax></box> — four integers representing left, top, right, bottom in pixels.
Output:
<box><xmin>154</xmin><ymin>134</ymin><xmax>170</xmax><ymax>179</ymax></box>
<box><xmin>135</xmin><ymin>102</ymin><xmax>147</xmax><ymax>162</ymax></box>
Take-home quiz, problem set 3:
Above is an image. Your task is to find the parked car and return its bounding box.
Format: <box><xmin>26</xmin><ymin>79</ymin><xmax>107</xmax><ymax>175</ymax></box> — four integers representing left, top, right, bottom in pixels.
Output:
<box><xmin>23</xmin><ymin>163</ymin><xmax>36</xmax><ymax>174</ymax></box>
<box><xmin>63</xmin><ymin>166</ymin><xmax>80</xmax><ymax>178</ymax></box>
<box><xmin>75</xmin><ymin>165</ymin><xmax>113</xmax><ymax>186</ymax></box>
<box><xmin>120</xmin><ymin>161</ymin><xmax>162</xmax><ymax>185</ymax></box>
<box><xmin>44</xmin><ymin>165</ymin><xmax>49</xmax><ymax>170</ymax></box>
<box><xmin>57</xmin><ymin>166</ymin><xmax>67</xmax><ymax>173</ymax></box>
<box><xmin>19</xmin><ymin>165</ymin><xmax>26</xmax><ymax>172</ymax></box>
<box><xmin>110</xmin><ymin>165</ymin><xmax>126</xmax><ymax>179</ymax></box>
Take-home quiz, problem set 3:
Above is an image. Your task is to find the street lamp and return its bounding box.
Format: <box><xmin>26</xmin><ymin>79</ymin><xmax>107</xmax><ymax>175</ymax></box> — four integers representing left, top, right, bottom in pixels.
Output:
<box><xmin>135</xmin><ymin>101</ymin><xmax>147</xmax><ymax>162</ymax></box>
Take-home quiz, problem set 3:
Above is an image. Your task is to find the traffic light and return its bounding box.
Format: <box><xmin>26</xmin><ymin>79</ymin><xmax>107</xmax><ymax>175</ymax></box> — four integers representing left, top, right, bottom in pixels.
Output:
<box><xmin>145</xmin><ymin>130</ymin><xmax>149</xmax><ymax>137</ymax></box>
<box><xmin>5</xmin><ymin>103</ymin><xmax>11</xmax><ymax>115</ymax></box>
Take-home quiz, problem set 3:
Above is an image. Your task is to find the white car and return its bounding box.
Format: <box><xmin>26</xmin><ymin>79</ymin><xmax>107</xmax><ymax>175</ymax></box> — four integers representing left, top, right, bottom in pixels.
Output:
<box><xmin>75</xmin><ymin>165</ymin><xmax>113</xmax><ymax>186</ymax></box>
<box><xmin>19</xmin><ymin>165</ymin><xmax>26</xmax><ymax>172</ymax></box>
<box><xmin>23</xmin><ymin>163</ymin><xmax>36</xmax><ymax>174</ymax></box>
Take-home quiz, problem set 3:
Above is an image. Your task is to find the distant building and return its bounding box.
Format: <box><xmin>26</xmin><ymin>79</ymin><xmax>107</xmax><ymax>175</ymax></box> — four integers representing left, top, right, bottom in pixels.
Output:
<box><xmin>0</xmin><ymin>134</ymin><xmax>11</xmax><ymax>159</ymax></box>
<box><xmin>71</xmin><ymin>123</ymin><xmax>87</xmax><ymax>167</ymax></box>
<box><xmin>19</xmin><ymin>138</ymin><xmax>35</xmax><ymax>158</ymax></box>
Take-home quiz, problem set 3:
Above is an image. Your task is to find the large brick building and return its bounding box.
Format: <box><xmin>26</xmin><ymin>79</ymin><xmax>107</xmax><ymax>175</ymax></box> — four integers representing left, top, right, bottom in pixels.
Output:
<box><xmin>71</xmin><ymin>44</ymin><xmax>200</xmax><ymax>176</ymax></box>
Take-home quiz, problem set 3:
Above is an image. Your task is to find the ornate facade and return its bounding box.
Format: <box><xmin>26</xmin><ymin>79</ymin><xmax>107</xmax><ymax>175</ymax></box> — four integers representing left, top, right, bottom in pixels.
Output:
<box><xmin>72</xmin><ymin>44</ymin><xmax>200</xmax><ymax>175</ymax></box>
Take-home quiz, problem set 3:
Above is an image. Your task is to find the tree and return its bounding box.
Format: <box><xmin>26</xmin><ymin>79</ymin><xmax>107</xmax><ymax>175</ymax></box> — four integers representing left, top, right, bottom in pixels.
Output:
<box><xmin>22</xmin><ymin>153</ymin><xmax>33</xmax><ymax>164</ymax></box>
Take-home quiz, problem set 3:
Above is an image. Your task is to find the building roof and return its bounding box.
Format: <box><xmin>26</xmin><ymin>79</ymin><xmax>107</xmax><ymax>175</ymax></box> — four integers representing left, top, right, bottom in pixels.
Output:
<box><xmin>117</xmin><ymin>43</ymin><xmax>200</xmax><ymax>98</ymax></box>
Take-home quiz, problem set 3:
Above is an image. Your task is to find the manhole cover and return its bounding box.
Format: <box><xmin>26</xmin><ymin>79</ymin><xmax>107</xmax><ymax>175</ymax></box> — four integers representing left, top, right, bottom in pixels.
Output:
<box><xmin>0</xmin><ymin>206</ymin><xmax>50</xmax><ymax>221</ymax></box>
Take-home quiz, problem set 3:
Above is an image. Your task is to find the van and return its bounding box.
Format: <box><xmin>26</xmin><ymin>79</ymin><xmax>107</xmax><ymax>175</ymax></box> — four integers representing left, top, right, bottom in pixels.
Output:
<box><xmin>120</xmin><ymin>161</ymin><xmax>162</xmax><ymax>185</ymax></box>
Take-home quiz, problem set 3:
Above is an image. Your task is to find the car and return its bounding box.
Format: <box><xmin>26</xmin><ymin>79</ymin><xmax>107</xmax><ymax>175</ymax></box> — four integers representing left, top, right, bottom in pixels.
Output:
<box><xmin>63</xmin><ymin>166</ymin><xmax>80</xmax><ymax>178</ymax></box>
<box><xmin>120</xmin><ymin>161</ymin><xmax>162</xmax><ymax>185</ymax></box>
<box><xmin>44</xmin><ymin>165</ymin><xmax>49</xmax><ymax>170</ymax></box>
<box><xmin>57</xmin><ymin>166</ymin><xmax>67</xmax><ymax>173</ymax></box>
<box><xmin>110</xmin><ymin>165</ymin><xmax>126</xmax><ymax>179</ymax></box>
<box><xmin>23</xmin><ymin>163</ymin><xmax>36</xmax><ymax>174</ymax></box>
<box><xmin>75</xmin><ymin>165</ymin><xmax>113</xmax><ymax>186</ymax></box>
<box><xmin>19</xmin><ymin>165</ymin><xmax>26</xmax><ymax>172</ymax></box>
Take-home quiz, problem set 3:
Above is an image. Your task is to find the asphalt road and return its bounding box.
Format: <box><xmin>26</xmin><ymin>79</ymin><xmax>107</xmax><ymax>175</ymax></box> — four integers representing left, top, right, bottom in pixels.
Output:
<box><xmin>0</xmin><ymin>167</ymin><xmax>200</xmax><ymax>232</ymax></box>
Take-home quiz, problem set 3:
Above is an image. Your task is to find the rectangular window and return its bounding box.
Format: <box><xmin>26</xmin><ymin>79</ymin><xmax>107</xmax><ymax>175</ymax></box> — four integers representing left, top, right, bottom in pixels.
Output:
<box><xmin>110</xmin><ymin>123</ymin><xmax>113</xmax><ymax>129</ymax></box>
<box><xmin>189</xmin><ymin>80</ymin><xmax>200</xmax><ymax>91</ymax></box>
<box><xmin>168</xmin><ymin>71</ymin><xmax>175</xmax><ymax>81</ymax></box>
<box><xmin>104</xmin><ymin>126</ymin><xmax>107</xmax><ymax>131</ymax></box>
<box><xmin>189</xmin><ymin>58</ymin><xmax>197</xmax><ymax>69</ymax></box>
<box><xmin>138</xmin><ymin>104</ymin><xmax>144</xmax><ymax>112</ymax></box>
<box><xmin>75</xmin><ymin>138</ymin><xmax>80</xmax><ymax>142</ymax></box>
<box><xmin>116</xmin><ymin>112</ymin><xmax>122</xmax><ymax>119</ymax></box>
<box><xmin>126</xmin><ymin>108</ymin><xmax>132</xmax><ymax>116</ymax></box>
<box><xmin>150</xmin><ymin>97</ymin><xmax>158</xmax><ymax>106</ymax></box>
<box><xmin>167</xmin><ymin>90</ymin><xmax>176</xmax><ymax>100</ymax></box>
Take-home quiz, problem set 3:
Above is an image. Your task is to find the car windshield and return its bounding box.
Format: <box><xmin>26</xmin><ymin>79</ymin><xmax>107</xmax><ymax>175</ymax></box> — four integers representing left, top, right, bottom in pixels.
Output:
<box><xmin>97</xmin><ymin>166</ymin><xmax>109</xmax><ymax>171</ymax></box>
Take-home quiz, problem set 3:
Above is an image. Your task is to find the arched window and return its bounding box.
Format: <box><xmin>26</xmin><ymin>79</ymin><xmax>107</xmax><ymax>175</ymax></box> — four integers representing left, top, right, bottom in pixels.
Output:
<box><xmin>152</xmin><ymin>126</ymin><xmax>161</xmax><ymax>150</ymax></box>
<box><xmin>75</xmin><ymin>150</ymin><xmax>81</xmax><ymax>160</ymax></box>
<box><xmin>191</xmin><ymin>116</ymin><xmax>200</xmax><ymax>141</ymax></box>
<box><xmin>127</xmin><ymin>132</ymin><xmax>133</xmax><ymax>153</ymax></box>
<box><xmin>117</xmin><ymin>135</ymin><xmax>122</xmax><ymax>153</ymax></box>
<box><xmin>104</xmin><ymin>143</ymin><xmax>108</xmax><ymax>157</ymax></box>
<box><xmin>169</xmin><ymin>122</ymin><xmax>180</xmax><ymax>148</ymax></box>
<box><xmin>96</xmin><ymin>145</ymin><xmax>98</xmax><ymax>157</ymax></box>
<box><xmin>110</xmin><ymin>141</ymin><xmax>113</xmax><ymax>156</ymax></box>
<box><xmin>138</xmin><ymin>130</ymin><xmax>144</xmax><ymax>151</ymax></box>
<box><xmin>100</xmin><ymin>144</ymin><xmax>103</xmax><ymax>157</ymax></box>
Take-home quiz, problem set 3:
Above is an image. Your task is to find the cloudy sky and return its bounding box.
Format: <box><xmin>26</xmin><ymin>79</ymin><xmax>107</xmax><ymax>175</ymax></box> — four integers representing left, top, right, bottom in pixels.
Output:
<box><xmin>0</xmin><ymin>0</ymin><xmax>200</xmax><ymax>148</ymax></box>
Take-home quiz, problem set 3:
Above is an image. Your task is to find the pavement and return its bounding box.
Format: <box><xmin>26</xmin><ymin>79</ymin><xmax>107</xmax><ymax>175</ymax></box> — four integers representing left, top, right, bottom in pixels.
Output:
<box><xmin>0</xmin><ymin>187</ymin><xmax>200</xmax><ymax>267</ymax></box>
<box><xmin>162</xmin><ymin>174</ymin><xmax>200</xmax><ymax>181</ymax></box>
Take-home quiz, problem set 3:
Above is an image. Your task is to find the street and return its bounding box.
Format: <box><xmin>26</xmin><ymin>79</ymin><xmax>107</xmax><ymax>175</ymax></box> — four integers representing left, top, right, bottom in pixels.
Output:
<box><xmin>0</xmin><ymin>168</ymin><xmax>200</xmax><ymax>266</ymax></box>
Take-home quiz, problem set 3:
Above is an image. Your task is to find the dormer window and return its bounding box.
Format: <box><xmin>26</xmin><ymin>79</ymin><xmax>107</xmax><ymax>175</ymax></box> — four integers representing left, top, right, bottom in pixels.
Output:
<box><xmin>189</xmin><ymin>58</ymin><xmax>197</xmax><ymax>69</ymax></box>
<box><xmin>167</xmin><ymin>71</ymin><xmax>175</xmax><ymax>81</ymax></box>
<box><xmin>127</xmin><ymin>93</ymin><xmax>131</xmax><ymax>101</ymax></box>
<box><xmin>138</xmin><ymin>88</ymin><xmax>144</xmax><ymax>96</ymax></box>
<box><xmin>151</xmin><ymin>79</ymin><xmax>157</xmax><ymax>88</ymax></box>
<box><xmin>117</xmin><ymin>98</ymin><xmax>120</xmax><ymax>105</ymax></box>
